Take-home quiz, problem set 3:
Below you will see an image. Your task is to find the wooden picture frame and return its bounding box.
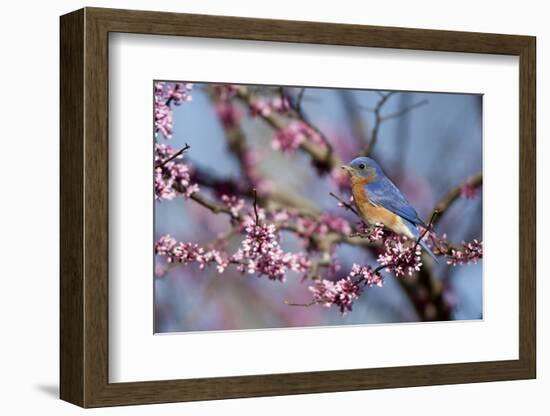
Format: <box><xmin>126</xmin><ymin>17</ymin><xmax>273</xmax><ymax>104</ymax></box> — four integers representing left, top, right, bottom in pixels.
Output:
<box><xmin>60</xmin><ymin>7</ymin><xmax>536</xmax><ymax>408</ymax></box>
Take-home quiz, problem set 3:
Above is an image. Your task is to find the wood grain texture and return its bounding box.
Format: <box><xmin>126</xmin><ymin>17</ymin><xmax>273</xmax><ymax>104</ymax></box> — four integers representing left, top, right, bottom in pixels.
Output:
<box><xmin>59</xmin><ymin>7</ymin><xmax>537</xmax><ymax>408</ymax></box>
<box><xmin>518</xmin><ymin>38</ymin><xmax>536</xmax><ymax>377</ymax></box>
<box><xmin>59</xmin><ymin>9</ymin><xmax>84</xmax><ymax>406</ymax></box>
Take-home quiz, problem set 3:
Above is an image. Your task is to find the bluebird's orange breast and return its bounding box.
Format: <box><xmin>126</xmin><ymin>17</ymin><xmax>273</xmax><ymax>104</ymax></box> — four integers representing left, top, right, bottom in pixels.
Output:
<box><xmin>350</xmin><ymin>175</ymin><xmax>413</xmax><ymax>238</ymax></box>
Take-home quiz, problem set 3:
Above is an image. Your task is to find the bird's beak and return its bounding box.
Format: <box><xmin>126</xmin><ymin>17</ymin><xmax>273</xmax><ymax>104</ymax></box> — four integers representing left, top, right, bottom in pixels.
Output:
<box><xmin>341</xmin><ymin>165</ymin><xmax>354</xmax><ymax>175</ymax></box>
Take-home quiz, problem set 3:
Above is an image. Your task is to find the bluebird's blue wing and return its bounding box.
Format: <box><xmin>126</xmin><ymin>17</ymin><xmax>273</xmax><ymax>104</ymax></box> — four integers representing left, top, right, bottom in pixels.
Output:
<box><xmin>365</xmin><ymin>178</ymin><xmax>438</xmax><ymax>261</ymax></box>
<box><xmin>364</xmin><ymin>177</ymin><xmax>426</xmax><ymax>227</ymax></box>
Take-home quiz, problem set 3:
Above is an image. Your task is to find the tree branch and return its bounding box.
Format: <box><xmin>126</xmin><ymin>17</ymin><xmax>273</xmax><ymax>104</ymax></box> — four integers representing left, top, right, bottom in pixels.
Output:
<box><xmin>236</xmin><ymin>86</ymin><xmax>341</xmax><ymax>171</ymax></box>
<box><xmin>360</xmin><ymin>92</ymin><xmax>395</xmax><ymax>156</ymax></box>
<box><xmin>189</xmin><ymin>192</ymin><xmax>237</xmax><ymax>218</ymax></box>
<box><xmin>359</xmin><ymin>93</ymin><xmax>428</xmax><ymax>156</ymax></box>
<box><xmin>155</xmin><ymin>143</ymin><xmax>190</xmax><ymax>168</ymax></box>
<box><xmin>339</xmin><ymin>90</ymin><xmax>370</xmax><ymax>147</ymax></box>
<box><xmin>191</xmin><ymin>162</ymin><xmax>320</xmax><ymax>215</ymax></box>
<box><xmin>284</xmin><ymin>88</ymin><xmax>334</xmax><ymax>155</ymax></box>
<box><xmin>380</xmin><ymin>99</ymin><xmax>428</xmax><ymax>122</ymax></box>
<box><xmin>433</xmin><ymin>173</ymin><xmax>482</xmax><ymax>225</ymax></box>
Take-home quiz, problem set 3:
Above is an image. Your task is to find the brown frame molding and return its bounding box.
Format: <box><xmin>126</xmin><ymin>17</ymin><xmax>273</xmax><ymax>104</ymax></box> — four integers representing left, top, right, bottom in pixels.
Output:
<box><xmin>60</xmin><ymin>7</ymin><xmax>536</xmax><ymax>408</ymax></box>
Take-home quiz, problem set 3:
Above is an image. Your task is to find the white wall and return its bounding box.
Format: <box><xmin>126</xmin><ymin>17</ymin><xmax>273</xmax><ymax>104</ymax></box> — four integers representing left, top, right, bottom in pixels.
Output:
<box><xmin>0</xmin><ymin>0</ymin><xmax>545</xmax><ymax>414</ymax></box>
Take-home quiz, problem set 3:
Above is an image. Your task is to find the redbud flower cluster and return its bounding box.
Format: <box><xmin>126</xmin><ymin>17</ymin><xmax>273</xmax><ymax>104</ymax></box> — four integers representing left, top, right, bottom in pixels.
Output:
<box><xmin>154</xmin><ymin>81</ymin><xmax>193</xmax><ymax>139</ymax></box>
<box><xmin>272</xmin><ymin>121</ymin><xmax>323</xmax><ymax>154</ymax></box>
<box><xmin>446</xmin><ymin>239</ymin><xmax>483</xmax><ymax>266</ymax></box>
<box><xmin>377</xmin><ymin>235</ymin><xmax>423</xmax><ymax>277</ymax></box>
<box><xmin>155</xmin><ymin>215</ymin><xmax>311</xmax><ymax>282</ymax></box>
<box><xmin>154</xmin><ymin>144</ymin><xmax>199</xmax><ymax>200</ymax></box>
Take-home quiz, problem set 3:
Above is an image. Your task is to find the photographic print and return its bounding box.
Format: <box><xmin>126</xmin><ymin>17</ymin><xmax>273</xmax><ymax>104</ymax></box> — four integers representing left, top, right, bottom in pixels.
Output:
<box><xmin>153</xmin><ymin>81</ymin><xmax>483</xmax><ymax>333</ymax></box>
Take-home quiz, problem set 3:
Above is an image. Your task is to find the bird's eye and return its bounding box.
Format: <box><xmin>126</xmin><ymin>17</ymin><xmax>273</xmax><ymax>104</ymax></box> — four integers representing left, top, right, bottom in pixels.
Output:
<box><xmin>358</xmin><ymin>163</ymin><xmax>365</xmax><ymax>170</ymax></box>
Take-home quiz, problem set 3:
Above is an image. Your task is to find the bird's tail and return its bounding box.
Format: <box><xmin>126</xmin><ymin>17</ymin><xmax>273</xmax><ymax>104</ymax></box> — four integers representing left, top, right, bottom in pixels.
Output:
<box><xmin>406</xmin><ymin>222</ymin><xmax>439</xmax><ymax>263</ymax></box>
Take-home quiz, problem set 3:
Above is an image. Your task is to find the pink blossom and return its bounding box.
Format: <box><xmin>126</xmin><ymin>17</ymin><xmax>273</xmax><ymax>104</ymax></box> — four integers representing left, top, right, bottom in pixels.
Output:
<box><xmin>447</xmin><ymin>239</ymin><xmax>483</xmax><ymax>266</ymax></box>
<box><xmin>460</xmin><ymin>178</ymin><xmax>481</xmax><ymax>199</ymax></box>
<box><xmin>155</xmin><ymin>220</ymin><xmax>310</xmax><ymax>281</ymax></box>
<box><xmin>309</xmin><ymin>277</ymin><xmax>362</xmax><ymax>314</ymax></box>
<box><xmin>201</xmin><ymin>249</ymin><xmax>229</xmax><ymax>273</ymax></box>
<box><xmin>155</xmin><ymin>235</ymin><xmax>229</xmax><ymax>272</ymax></box>
<box><xmin>271</xmin><ymin>121</ymin><xmax>311</xmax><ymax>153</ymax></box>
<box><xmin>154</xmin><ymin>144</ymin><xmax>199</xmax><ymax>200</ymax></box>
<box><xmin>431</xmin><ymin>234</ymin><xmax>484</xmax><ymax>265</ymax></box>
<box><xmin>331</xmin><ymin>168</ymin><xmax>350</xmax><ymax>191</ymax></box>
<box><xmin>271</xmin><ymin>209</ymin><xmax>291</xmax><ymax>223</ymax></box>
<box><xmin>270</xmin><ymin>96</ymin><xmax>291</xmax><ymax>113</ymax></box>
<box><xmin>239</xmin><ymin>207</ymin><xmax>267</xmax><ymax>230</ymax></box>
<box><xmin>221</xmin><ymin>194</ymin><xmax>245</xmax><ymax>217</ymax></box>
<box><xmin>154</xmin><ymin>81</ymin><xmax>193</xmax><ymax>139</ymax></box>
<box><xmin>154</xmin><ymin>99</ymin><xmax>173</xmax><ymax>140</ymax></box>
<box><xmin>307</xmin><ymin>263</ymin><xmax>384</xmax><ymax>313</ymax></box>
<box><xmin>377</xmin><ymin>235</ymin><xmax>422</xmax><ymax>277</ymax></box>
<box><xmin>155</xmin><ymin>235</ymin><xmax>203</xmax><ymax>265</ymax></box>
<box><xmin>296</xmin><ymin>213</ymin><xmax>351</xmax><ymax>239</ymax></box>
<box><xmin>155</xmin><ymin>235</ymin><xmax>178</xmax><ymax>256</ymax></box>
<box><xmin>430</xmin><ymin>232</ymin><xmax>450</xmax><ymax>254</ymax></box>
<box><xmin>309</xmin><ymin>280</ymin><xmax>338</xmax><ymax>307</ymax></box>
<box><xmin>335</xmin><ymin>194</ymin><xmax>355</xmax><ymax>211</ymax></box>
<box><xmin>349</xmin><ymin>264</ymin><xmax>384</xmax><ymax>287</ymax></box>
<box><xmin>215</xmin><ymin>101</ymin><xmax>243</xmax><ymax>130</ymax></box>
<box><xmin>213</xmin><ymin>84</ymin><xmax>240</xmax><ymax>100</ymax></box>
<box><xmin>250</xmin><ymin>98</ymin><xmax>272</xmax><ymax>117</ymax></box>
<box><xmin>333</xmin><ymin>277</ymin><xmax>363</xmax><ymax>312</ymax></box>
<box><xmin>291</xmin><ymin>253</ymin><xmax>312</xmax><ymax>274</ymax></box>
<box><xmin>249</xmin><ymin>96</ymin><xmax>291</xmax><ymax>117</ymax></box>
<box><xmin>320</xmin><ymin>214</ymin><xmax>352</xmax><ymax>235</ymax></box>
<box><xmin>355</xmin><ymin>222</ymin><xmax>385</xmax><ymax>242</ymax></box>
<box><xmin>166</xmin><ymin>82</ymin><xmax>193</xmax><ymax>105</ymax></box>
<box><xmin>231</xmin><ymin>223</ymin><xmax>308</xmax><ymax>281</ymax></box>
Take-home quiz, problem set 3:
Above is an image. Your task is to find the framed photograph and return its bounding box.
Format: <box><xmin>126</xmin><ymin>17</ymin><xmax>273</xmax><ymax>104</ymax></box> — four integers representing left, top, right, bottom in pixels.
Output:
<box><xmin>60</xmin><ymin>7</ymin><xmax>536</xmax><ymax>408</ymax></box>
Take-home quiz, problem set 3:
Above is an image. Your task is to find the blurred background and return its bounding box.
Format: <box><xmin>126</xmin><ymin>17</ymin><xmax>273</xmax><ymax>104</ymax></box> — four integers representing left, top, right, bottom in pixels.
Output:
<box><xmin>154</xmin><ymin>82</ymin><xmax>482</xmax><ymax>333</ymax></box>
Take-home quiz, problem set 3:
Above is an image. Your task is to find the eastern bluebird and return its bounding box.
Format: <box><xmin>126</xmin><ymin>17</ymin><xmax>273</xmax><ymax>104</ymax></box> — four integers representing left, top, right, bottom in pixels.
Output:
<box><xmin>341</xmin><ymin>156</ymin><xmax>438</xmax><ymax>261</ymax></box>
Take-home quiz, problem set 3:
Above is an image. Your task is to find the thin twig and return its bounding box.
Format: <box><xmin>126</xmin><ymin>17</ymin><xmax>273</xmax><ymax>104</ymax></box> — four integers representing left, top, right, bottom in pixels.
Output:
<box><xmin>339</xmin><ymin>90</ymin><xmax>370</xmax><ymax>147</ymax></box>
<box><xmin>329</xmin><ymin>192</ymin><xmax>362</xmax><ymax>219</ymax></box>
<box><xmin>360</xmin><ymin>92</ymin><xmax>395</xmax><ymax>155</ymax></box>
<box><xmin>369</xmin><ymin>210</ymin><xmax>439</xmax><ymax>278</ymax></box>
<box><xmin>295</xmin><ymin>88</ymin><xmax>306</xmax><ymax>115</ymax></box>
<box><xmin>285</xmin><ymin>300</ymin><xmax>318</xmax><ymax>307</ymax></box>
<box><xmin>380</xmin><ymin>99</ymin><xmax>429</xmax><ymax>122</ymax></box>
<box><xmin>413</xmin><ymin>210</ymin><xmax>439</xmax><ymax>254</ymax></box>
<box><xmin>359</xmin><ymin>93</ymin><xmax>428</xmax><ymax>156</ymax></box>
<box><xmin>155</xmin><ymin>143</ymin><xmax>190</xmax><ymax>168</ymax></box>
